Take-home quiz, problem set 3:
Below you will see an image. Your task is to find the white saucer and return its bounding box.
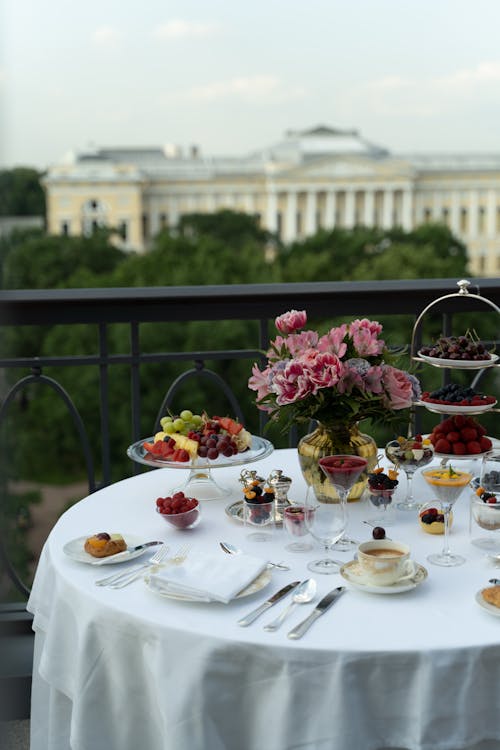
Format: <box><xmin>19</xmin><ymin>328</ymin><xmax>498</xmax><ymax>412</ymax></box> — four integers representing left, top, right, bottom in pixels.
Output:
<box><xmin>144</xmin><ymin>568</ymin><xmax>272</xmax><ymax>603</ymax></box>
<box><xmin>63</xmin><ymin>534</ymin><xmax>147</xmax><ymax>565</ymax></box>
<box><xmin>340</xmin><ymin>559</ymin><xmax>428</xmax><ymax>594</ymax></box>
<box><xmin>475</xmin><ymin>589</ymin><xmax>500</xmax><ymax>617</ymax></box>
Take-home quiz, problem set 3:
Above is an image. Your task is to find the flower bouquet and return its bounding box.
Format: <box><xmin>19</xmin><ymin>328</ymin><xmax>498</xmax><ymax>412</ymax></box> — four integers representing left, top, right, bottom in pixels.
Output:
<box><xmin>248</xmin><ymin>310</ymin><xmax>421</xmax><ymax>500</ymax></box>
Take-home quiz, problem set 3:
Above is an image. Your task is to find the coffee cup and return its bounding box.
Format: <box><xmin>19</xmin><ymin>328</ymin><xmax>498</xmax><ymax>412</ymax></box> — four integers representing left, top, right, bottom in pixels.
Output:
<box><xmin>357</xmin><ymin>540</ymin><xmax>415</xmax><ymax>586</ymax></box>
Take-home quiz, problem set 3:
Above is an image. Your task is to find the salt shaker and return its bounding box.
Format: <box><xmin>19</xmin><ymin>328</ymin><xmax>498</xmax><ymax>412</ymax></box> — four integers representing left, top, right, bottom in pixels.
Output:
<box><xmin>267</xmin><ymin>469</ymin><xmax>292</xmax><ymax>520</ymax></box>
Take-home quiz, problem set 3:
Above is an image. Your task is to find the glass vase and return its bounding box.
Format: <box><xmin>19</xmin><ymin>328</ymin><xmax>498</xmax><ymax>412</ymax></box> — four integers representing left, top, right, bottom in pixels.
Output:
<box><xmin>297</xmin><ymin>422</ymin><xmax>377</xmax><ymax>502</ymax></box>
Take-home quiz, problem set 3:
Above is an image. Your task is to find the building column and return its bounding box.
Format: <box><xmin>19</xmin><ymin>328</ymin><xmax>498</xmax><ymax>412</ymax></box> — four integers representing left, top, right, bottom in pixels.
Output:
<box><xmin>487</xmin><ymin>189</ymin><xmax>496</xmax><ymax>238</ymax></box>
<box><xmin>265</xmin><ymin>186</ymin><xmax>278</xmax><ymax>234</ymax></box>
<box><xmin>450</xmin><ymin>191</ymin><xmax>461</xmax><ymax>235</ymax></box>
<box><xmin>401</xmin><ymin>188</ymin><xmax>413</xmax><ymax>231</ymax></box>
<box><xmin>305</xmin><ymin>191</ymin><xmax>317</xmax><ymax>235</ymax></box>
<box><xmin>324</xmin><ymin>191</ymin><xmax>336</xmax><ymax>229</ymax></box>
<box><xmin>468</xmin><ymin>189</ymin><xmax>479</xmax><ymax>238</ymax></box>
<box><xmin>432</xmin><ymin>191</ymin><xmax>442</xmax><ymax>222</ymax></box>
<box><xmin>344</xmin><ymin>189</ymin><xmax>355</xmax><ymax>228</ymax></box>
<box><xmin>363</xmin><ymin>189</ymin><xmax>375</xmax><ymax>227</ymax></box>
<box><xmin>168</xmin><ymin>197</ymin><xmax>179</xmax><ymax>228</ymax></box>
<box><xmin>244</xmin><ymin>193</ymin><xmax>255</xmax><ymax>214</ymax></box>
<box><xmin>382</xmin><ymin>189</ymin><xmax>394</xmax><ymax>229</ymax></box>
<box><xmin>284</xmin><ymin>191</ymin><xmax>298</xmax><ymax>243</ymax></box>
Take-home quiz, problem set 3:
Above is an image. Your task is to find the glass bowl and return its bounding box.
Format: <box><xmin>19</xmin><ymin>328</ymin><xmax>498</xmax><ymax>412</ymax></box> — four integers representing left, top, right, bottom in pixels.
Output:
<box><xmin>156</xmin><ymin>495</ymin><xmax>201</xmax><ymax>529</ymax></box>
<box><xmin>418</xmin><ymin>502</ymin><xmax>452</xmax><ymax>535</ymax></box>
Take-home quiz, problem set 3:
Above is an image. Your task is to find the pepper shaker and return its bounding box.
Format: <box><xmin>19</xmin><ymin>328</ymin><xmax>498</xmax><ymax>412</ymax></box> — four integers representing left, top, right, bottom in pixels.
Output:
<box><xmin>267</xmin><ymin>469</ymin><xmax>293</xmax><ymax>521</ymax></box>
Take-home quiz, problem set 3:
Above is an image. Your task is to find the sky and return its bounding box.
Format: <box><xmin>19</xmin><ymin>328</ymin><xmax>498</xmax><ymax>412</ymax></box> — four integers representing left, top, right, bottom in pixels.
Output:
<box><xmin>1</xmin><ymin>0</ymin><xmax>500</xmax><ymax>170</ymax></box>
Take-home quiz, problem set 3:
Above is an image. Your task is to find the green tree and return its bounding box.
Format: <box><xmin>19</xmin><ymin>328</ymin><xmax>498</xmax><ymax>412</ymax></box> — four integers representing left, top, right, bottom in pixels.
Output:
<box><xmin>0</xmin><ymin>168</ymin><xmax>46</xmax><ymax>216</ymax></box>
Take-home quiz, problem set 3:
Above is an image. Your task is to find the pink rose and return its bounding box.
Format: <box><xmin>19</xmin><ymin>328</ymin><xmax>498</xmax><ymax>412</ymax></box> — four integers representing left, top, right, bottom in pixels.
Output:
<box><xmin>275</xmin><ymin>310</ymin><xmax>307</xmax><ymax>335</ymax></box>
<box><xmin>363</xmin><ymin>365</ymin><xmax>384</xmax><ymax>395</ymax></box>
<box><xmin>381</xmin><ymin>365</ymin><xmax>414</xmax><ymax>409</ymax></box>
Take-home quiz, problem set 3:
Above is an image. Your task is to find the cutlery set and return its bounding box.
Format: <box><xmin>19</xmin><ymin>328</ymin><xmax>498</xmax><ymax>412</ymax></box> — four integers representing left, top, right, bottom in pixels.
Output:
<box><xmin>238</xmin><ymin>580</ymin><xmax>346</xmax><ymax>639</ymax></box>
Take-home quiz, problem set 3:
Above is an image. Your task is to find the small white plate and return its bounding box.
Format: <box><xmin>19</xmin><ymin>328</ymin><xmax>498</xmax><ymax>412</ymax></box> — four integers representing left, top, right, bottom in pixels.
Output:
<box><xmin>417</xmin><ymin>399</ymin><xmax>497</xmax><ymax>415</ymax></box>
<box><xmin>63</xmin><ymin>534</ymin><xmax>147</xmax><ymax>565</ymax></box>
<box><xmin>418</xmin><ymin>352</ymin><xmax>499</xmax><ymax>369</ymax></box>
<box><xmin>144</xmin><ymin>568</ymin><xmax>272</xmax><ymax>603</ymax></box>
<box><xmin>340</xmin><ymin>560</ymin><xmax>427</xmax><ymax>594</ymax></box>
<box><xmin>475</xmin><ymin>589</ymin><xmax>500</xmax><ymax>617</ymax></box>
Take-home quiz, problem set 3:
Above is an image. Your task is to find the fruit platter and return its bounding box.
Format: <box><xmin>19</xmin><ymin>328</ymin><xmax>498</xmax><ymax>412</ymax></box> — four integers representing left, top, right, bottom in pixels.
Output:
<box><xmin>127</xmin><ymin>410</ymin><xmax>273</xmax><ymax>500</ymax></box>
<box><xmin>417</xmin><ymin>332</ymin><xmax>498</xmax><ymax>369</ymax></box>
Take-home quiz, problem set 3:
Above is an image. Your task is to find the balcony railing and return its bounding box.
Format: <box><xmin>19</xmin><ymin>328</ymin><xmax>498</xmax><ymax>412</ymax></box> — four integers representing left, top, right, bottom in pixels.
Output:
<box><xmin>1</xmin><ymin>277</ymin><xmax>499</xmax><ymax>719</ymax></box>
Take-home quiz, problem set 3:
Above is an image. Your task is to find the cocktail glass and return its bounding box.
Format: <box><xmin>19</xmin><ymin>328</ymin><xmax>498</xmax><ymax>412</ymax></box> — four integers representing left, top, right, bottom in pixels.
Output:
<box><xmin>385</xmin><ymin>437</ymin><xmax>434</xmax><ymax>511</ymax></box>
<box><xmin>316</xmin><ymin>454</ymin><xmax>368</xmax><ymax>552</ymax></box>
<box><xmin>471</xmin><ymin>450</ymin><xmax>500</xmax><ymax>551</ymax></box>
<box><xmin>422</xmin><ymin>465</ymin><xmax>473</xmax><ymax>566</ymax></box>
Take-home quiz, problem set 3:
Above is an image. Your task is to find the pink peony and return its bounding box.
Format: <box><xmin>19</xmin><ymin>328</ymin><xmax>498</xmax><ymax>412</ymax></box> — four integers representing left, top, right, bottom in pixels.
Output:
<box><xmin>299</xmin><ymin>350</ymin><xmax>343</xmax><ymax>390</ymax></box>
<box><xmin>275</xmin><ymin>310</ymin><xmax>307</xmax><ymax>335</ymax></box>
<box><xmin>248</xmin><ymin>363</ymin><xmax>273</xmax><ymax>405</ymax></box>
<box><xmin>272</xmin><ymin>360</ymin><xmax>315</xmax><ymax>405</ymax></box>
<box><xmin>381</xmin><ymin>365</ymin><xmax>414</xmax><ymax>409</ymax></box>
<box><xmin>317</xmin><ymin>325</ymin><xmax>348</xmax><ymax>357</ymax></box>
<box><xmin>349</xmin><ymin>319</ymin><xmax>385</xmax><ymax>357</ymax></box>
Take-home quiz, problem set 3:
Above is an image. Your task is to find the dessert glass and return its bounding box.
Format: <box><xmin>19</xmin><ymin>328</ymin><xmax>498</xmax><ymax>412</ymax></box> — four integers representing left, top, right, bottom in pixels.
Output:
<box><xmin>471</xmin><ymin>450</ymin><xmax>500</xmax><ymax>551</ymax></box>
<box><xmin>385</xmin><ymin>437</ymin><xmax>434</xmax><ymax>511</ymax></box>
<box><xmin>283</xmin><ymin>505</ymin><xmax>313</xmax><ymax>552</ymax></box>
<box><xmin>422</xmin><ymin>465</ymin><xmax>472</xmax><ymax>566</ymax></box>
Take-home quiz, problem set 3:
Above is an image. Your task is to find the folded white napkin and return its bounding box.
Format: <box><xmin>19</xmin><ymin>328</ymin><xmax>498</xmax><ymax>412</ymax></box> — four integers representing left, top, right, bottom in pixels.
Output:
<box><xmin>148</xmin><ymin>552</ymin><xmax>267</xmax><ymax>603</ymax></box>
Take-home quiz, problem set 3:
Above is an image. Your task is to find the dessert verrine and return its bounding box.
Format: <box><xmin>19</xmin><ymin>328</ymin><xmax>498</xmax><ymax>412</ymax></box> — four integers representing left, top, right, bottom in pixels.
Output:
<box><xmin>422</xmin><ymin>465</ymin><xmax>472</xmax><ymax>567</ymax></box>
<box><xmin>385</xmin><ymin>435</ymin><xmax>433</xmax><ymax>511</ymax></box>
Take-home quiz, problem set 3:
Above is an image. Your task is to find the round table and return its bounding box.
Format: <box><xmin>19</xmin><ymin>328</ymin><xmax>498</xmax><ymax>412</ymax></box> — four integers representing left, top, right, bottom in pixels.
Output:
<box><xmin>28</xmin><ymin>449</ymin><xmax>500</xmax><ymax>750</ymax></box>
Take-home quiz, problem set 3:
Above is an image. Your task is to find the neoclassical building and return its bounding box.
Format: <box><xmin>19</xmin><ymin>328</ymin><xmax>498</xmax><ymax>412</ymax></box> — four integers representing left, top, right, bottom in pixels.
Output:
<box><xmin>43</xmin><ymin>126</ymin><xmax>500</xmax><ymax>276</ymax></box>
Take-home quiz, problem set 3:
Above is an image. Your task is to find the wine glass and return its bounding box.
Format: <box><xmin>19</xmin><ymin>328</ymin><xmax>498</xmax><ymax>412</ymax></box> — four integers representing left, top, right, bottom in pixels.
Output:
<box><xmin>317</xmin><ymin>454</ymin><xmax>368</xmax><ymax>552</ymax></box>
<box><xmin>422</xmin><ymin>465</ymin><xmax>473</xmax><ymax>566</ymax></box>
<box><xmin>303</xmin><ymin>484</ymin><xmax>347</xmax><ymax>574</ymax></box>
<box><xmin>385</xmin><ymin>436</ymin><xmax>434</xmax><ymax>511</ymax></box>
<box><xmin>471</xmin><ymin>449</ymin><xmax>500</xmax><ymax>551</ymax></box>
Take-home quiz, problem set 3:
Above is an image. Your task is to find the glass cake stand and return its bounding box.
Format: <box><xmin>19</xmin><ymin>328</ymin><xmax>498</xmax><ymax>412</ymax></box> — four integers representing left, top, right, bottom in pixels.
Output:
<box><xmin>127</xmin><ymin>435</ymin><xmax>274</xmax><ymax>500</ymax></box>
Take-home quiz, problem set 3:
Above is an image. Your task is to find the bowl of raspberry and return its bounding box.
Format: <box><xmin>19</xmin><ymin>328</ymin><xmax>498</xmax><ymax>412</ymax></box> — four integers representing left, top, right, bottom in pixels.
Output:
<box><xmin>156</xmin><ymin>492</ymin><xmax>201</xmax><ymax>529</ymax></box>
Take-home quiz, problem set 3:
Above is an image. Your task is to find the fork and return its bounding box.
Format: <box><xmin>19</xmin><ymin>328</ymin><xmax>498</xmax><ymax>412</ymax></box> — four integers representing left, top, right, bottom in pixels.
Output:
<box><xmin>109</xmin><ymin>544</ymin><xmax>191</xmax><ymax>589</ymax></box>
<box><xmin>95</xmin><ymin>544</ymin><xmax>170</xmax><ymax>587</ymax></box>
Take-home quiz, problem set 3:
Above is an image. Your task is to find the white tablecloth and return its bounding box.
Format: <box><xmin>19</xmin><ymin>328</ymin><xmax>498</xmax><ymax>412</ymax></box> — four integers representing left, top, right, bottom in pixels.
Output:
<box><xmin>27</xmin><ymin>449</ymin><xmax>500</xmax><ymax>750</ymax></box>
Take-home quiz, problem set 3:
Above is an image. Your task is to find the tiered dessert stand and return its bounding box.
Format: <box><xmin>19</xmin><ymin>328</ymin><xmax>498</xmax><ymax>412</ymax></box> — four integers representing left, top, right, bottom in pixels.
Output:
<box><xmin>410</xmin><ymin>279</ymin><xmax>499</xmax><ymax>464</ymax></box>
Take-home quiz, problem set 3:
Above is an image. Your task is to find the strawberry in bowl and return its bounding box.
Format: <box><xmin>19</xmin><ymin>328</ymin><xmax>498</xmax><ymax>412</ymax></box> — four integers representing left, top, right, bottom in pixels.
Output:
<box><xmin>156</xmin><ymin>492</ymin><xmax>200</xmax><ymax>529</ymax></box>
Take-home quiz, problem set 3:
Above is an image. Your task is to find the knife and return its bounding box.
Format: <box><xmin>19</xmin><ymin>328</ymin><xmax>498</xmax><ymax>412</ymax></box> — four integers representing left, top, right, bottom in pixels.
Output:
<box><xmin>489</xmin><ymin>579</ymin><xmax>500</xmax><ymax>585</ymax></box>
<box><xmin>237</xmin><ymin>581</ymin><xmax>300</xmax><ymax>626</ymax></box>
<box><xmin>287</xmin><ymin>586</ymin><xmax>346</xmax><ymax>640</ymax></box>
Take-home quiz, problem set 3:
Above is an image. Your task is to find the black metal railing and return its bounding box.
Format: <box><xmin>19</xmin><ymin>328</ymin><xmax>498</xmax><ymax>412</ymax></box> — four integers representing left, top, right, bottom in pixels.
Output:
<box><xmin>0</xmin><ymin>277</ymin><xmax>499</xmax><ymax>719</ymax></box>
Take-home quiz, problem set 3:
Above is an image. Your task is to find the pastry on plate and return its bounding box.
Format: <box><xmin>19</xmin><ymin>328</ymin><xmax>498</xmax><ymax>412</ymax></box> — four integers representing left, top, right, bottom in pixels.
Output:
<box><xmin>84</xmin><ymin>532</ymin><xmax>127</xmax><ymax>558</ymax></box>
<box><xmin>482</xmin><ymin>586</ymin><xmax>500</xmax><ymax>608</ymax></box>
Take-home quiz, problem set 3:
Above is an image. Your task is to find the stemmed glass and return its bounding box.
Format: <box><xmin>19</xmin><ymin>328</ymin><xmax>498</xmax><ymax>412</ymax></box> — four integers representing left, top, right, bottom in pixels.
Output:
<box><xmin>422</xmin><ymin>465</ymin><xmax>472</xmax><ymax>566</ymax></box>
<box><xmin>471</xmin><ymin>449</ymin><xmax>500</xmax><ymax>550</ymax></box>
<box><xmin>315</xmin><ymin>454</ymin><xmax>368</xmax><ymax>553</ymax></box>
<box><xmin>303</xmin><ymin>483</ymin><xmax>347</xmax><ymax>574</ymax></box>
<box><xmin>385</xmin><ymin>436</ymin><xmax>434</xmax><ymax>511</ymax></box>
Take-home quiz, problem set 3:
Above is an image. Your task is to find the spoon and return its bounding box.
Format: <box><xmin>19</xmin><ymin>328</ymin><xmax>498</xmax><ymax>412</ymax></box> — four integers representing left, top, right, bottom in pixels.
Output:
<box><xmin>263</xmin><ymin>578</ymin><xmax>317</xmax><ymax>631</ymax></box>
<box><xmin>219</xmin><ymin>541</ymin><xmax>290</xmax><ymax>571</ymax></box>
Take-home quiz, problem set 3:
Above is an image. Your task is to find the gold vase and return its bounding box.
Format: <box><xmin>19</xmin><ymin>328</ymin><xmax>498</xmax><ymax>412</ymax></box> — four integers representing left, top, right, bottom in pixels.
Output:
<box><xmin>297</xmin><ymin>422</ymin><xmax>378</xmax><ymax>502</ymax></box>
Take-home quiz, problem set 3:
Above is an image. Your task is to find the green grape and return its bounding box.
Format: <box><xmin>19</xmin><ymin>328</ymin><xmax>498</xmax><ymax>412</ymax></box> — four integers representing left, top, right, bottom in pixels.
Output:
<box><xmin>180</xmin><ymin>409</ymin><xmax>193</xmax><ymax>422</ymax></box>
<box><xmin>160</xmin><ymin>416</ymin><xmax>173</xmax><ymax>429</ymax></box>
<box><xmin>163</xmin><ymin>421</ymin><xmax>176</xmax><ymax>435</ymax></box>
<box><xmin>173</xmin><ymin>418</ymin><xmax>185</xmax><ymax>433</ymax></box>
<box><xmin>191</xmin><ymin>414</ymin><xmax>203</xmax><ymax>426</ymax></box>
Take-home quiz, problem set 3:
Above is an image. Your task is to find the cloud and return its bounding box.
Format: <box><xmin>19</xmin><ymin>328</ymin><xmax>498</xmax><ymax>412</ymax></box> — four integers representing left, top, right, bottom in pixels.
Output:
<box><xmin>348</xmin><ymin>60</ymin><xmax>500</xmax><ymax>119</ymax></box>
<box><xmin>91</xmin><ymin>26</ymin><xmax>123</xmax><ymax>48</ymax></box>
<box><xmin>185</xmin><ymin>75</ymin><xmax>306</xmax><ymax>103</ymax></box>
<box><xmin>153</xmin><ymin>19</ymin><xmax>220</xmax><ymax>39</ymax></box>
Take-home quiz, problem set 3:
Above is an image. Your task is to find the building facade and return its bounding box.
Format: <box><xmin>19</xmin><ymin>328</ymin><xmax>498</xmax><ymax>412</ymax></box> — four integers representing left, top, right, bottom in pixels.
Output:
<box><xmin>43</xmin><ymin>126</ymin><xmax>500</xmax><ymax>276</ymax></box>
